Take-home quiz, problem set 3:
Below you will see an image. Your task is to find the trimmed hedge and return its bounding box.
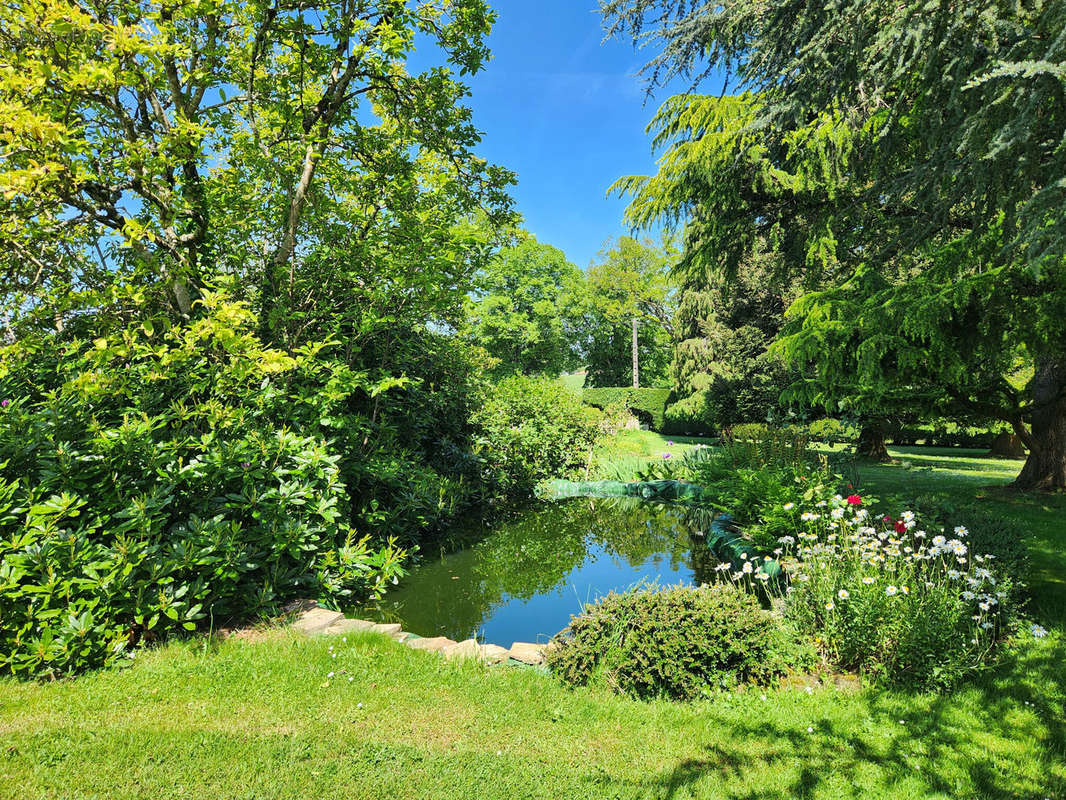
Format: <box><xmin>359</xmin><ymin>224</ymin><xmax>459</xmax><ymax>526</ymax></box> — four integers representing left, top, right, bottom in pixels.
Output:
<box><xmin>583</xmin><ymin>387</ymin><xmax>671</xmax><ymax>431</ymax></box>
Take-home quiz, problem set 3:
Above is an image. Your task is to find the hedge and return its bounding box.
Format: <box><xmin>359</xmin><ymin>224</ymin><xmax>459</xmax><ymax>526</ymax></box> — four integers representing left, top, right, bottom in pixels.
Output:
<box><xmin>583</xmin><ymin>387</ymin><xmax>671</xmax><ymax>431</ymax></box>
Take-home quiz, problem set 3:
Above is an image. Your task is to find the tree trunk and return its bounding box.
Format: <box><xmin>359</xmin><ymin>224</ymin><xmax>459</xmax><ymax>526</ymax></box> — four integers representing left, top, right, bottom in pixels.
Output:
<box><xmin>1013</xmin><ymin>357</ymin><xmax>1066</xmax><ymax>490</ymax></box>
<box><xmin>855</xmin><ymin>423</ymin><xmax>891</xmax><ymax>462</ymax></box>
<box><xmin>632</xmin><ymin>318</ymin><xmax>639</xmax><ymax>389</ymax></box>
<box><xmin>988</xmin><ymin>432</ymin><xmax>1026</xmax><ymax>459</ymax></box>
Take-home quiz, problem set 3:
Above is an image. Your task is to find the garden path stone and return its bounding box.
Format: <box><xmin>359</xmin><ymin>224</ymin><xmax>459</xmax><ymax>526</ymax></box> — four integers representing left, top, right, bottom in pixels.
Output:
<box><xmin>407</xmin><ymin>636</ymin><xmax>457</xmax><ymax>653</ymax></box>
<box><xmin>292</xmin><ymin>608</ymin><xmax>345</xmax><ymax>634</ymax></box>
<box><xmin>508</xmin><ymin>642</ymin><xmax>546</xmax><ymax>665</ymax></box>
<box><xmin>442</xmin><ymin>639</ymin><xmax>482</xmax><ymax>660</ymax></box>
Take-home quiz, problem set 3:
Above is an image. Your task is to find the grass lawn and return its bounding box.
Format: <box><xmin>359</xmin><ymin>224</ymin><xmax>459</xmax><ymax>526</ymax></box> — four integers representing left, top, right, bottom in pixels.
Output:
<box><xmin>2</xmin><ymin>447</ymin><xmax>1064</xmax><ymax>800</ymax></box>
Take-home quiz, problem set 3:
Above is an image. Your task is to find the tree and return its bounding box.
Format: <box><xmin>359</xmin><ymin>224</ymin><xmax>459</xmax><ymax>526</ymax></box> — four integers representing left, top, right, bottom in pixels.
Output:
<box><xmin>463</xmin><ymin>237</ymin><xmax>586</xmax><ymax>376</ymax></box>
<box><xmin>584</xmin><ymin>234</ymin><xmax>676</xmax><ymax>387</ymax></box>
<box><xmin>604</xmin><ymin>1</ymin><xmax>1066</xmax><ymax>489</ymax></box>
<box><xmin>0</xmin><ymin>0</ymin><xmax>515</xmax><ymax>346</ymax></box>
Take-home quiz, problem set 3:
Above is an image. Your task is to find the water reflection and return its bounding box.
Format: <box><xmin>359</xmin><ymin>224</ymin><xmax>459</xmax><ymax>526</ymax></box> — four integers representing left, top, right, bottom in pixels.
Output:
<box><xmin>355</xmin><ymin>499</ymin><xmax>720</xmax><ymax>645</ymax></box>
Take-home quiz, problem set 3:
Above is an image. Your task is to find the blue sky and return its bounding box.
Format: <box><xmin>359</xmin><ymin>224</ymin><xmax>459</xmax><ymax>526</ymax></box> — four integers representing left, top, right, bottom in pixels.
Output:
<box><xmin>440</xmin><ymin>1</ymin><xmax>722</xmax><ymax>269</ymax></box>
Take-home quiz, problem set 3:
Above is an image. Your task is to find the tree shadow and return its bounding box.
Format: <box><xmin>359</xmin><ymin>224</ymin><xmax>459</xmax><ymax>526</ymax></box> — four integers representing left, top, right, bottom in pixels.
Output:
<box><xmin>602</xmin><ymin>636</ymin><xmax>1065</xmax><ymax>800</ymax></box>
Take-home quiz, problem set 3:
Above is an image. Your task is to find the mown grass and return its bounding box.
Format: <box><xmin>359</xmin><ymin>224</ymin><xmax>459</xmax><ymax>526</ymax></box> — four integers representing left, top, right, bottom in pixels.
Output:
<box><xmin>1</xmin><ymin>627</ymin><xmax>1062</xmax><ymax>800</ymax></box>
<box><xmin>3</xmin><ymin>443</ymin><xmax>1064</xmax><ymax>800</ymax></box>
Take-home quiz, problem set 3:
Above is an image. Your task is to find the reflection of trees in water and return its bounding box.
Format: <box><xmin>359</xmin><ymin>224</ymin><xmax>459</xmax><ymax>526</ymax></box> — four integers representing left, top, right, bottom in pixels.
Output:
<box><xmin>357</xmin><ymin>499</ymin><xmax>722</xmax><ymax>641</ymax></box>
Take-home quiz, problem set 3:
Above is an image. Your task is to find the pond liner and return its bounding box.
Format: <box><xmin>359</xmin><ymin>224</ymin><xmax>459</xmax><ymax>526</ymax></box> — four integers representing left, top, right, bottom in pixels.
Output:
<box><xmin>541</xmin><ymin>479</ymin><xmax>782</xmax><ymax>580</ymax></box>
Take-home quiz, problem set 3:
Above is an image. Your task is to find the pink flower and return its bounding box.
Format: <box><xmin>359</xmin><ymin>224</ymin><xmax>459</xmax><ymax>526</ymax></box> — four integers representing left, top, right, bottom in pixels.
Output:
<box><xmin>847</xmin><ymin>495</ymin><xmax>862</xmax><ymax>506</ymax></box>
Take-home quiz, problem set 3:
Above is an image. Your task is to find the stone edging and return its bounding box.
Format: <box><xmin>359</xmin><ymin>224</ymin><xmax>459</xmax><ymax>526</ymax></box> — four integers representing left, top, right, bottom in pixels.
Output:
<box><xmin>290</xmin><ymin>604</ymin><xmax>549</xmax><ymax>667</ymax></box>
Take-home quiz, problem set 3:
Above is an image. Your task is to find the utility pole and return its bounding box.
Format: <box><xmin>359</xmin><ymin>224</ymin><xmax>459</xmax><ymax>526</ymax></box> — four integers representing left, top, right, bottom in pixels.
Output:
<box><xmin>632</xmin><ymin>317</ymin><xmax>639</xmax><ymax>389</ymax></box>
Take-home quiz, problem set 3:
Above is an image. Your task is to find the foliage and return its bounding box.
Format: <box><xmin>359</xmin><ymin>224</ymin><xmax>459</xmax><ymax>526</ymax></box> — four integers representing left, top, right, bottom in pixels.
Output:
<box><xmin>0</xmin><ymin>295</ymin><xmax>408</xmax><ymax>679</ymax></box>
<box><xmin>604</xmin><ymin>0</ymin><xmax>1066</xmax><ymax>489</ymax></box>
<box><xmin>583</xmin><ymin>235</ymin><xmax>677</xmax><ymax>387</ymax></box>
<box><xmin>777</xmin><ymin>497</ymin><xmax>1019</xmax><ymax>690</ymax></box>
<box><xmin>548</xmin><ymin>583</ymin><xmax>780</xmax><ymax>700</ymax></box>
<box><xmin>463</xmin><ymin>238</ymin><xmax>586</xmax><ymax>376</ymax></box>
<box><xmin>0</xmin><ymin>0</ymin><xmax>515</xmax><ymax>344</ymax></box>
<box><xmin>472</xmin><ymin>375</ymin><xmax>604</xmax><ymax>496</ymax></box>
<box><xmin>664</xmin><ymin>250</ymin><xmax>806</xmax><ymax>435</ymax></box>
<box><xmin>806</xmin><ymin>419</ymin><xmax>861</xmax><ymax>446</ymax></box>
<box><xmin>582</xmin><ymin>387</ymin><xmax>671</xmax><ymax>431</ymax></box>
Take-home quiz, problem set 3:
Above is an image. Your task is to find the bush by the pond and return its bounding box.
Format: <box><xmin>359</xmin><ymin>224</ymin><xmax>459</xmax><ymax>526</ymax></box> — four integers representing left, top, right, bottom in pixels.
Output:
<box><xmin>776</xmin><ymin>495</ymin><xmax>1019</xmax><ymax>690</ymax></box>
<box><xmin>547</xmin><ymin>584</ymin><xmax>781</xmax><ymax>700</ymax></box>
<box><xmin>0</xmin><ymin>297</ymin><xmax>408</xmax><ymax>679</ymax></box>
<box><xmin>473</xmin><ymin>374</ymin><xmax>604</xmax><ymax>496</ymax></box>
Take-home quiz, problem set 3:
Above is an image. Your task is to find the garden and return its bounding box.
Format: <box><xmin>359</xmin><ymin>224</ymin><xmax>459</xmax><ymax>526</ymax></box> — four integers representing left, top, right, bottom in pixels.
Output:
<box><xmin>1</xmin><ymin>0</ymin><xmax>1065</xmax><ymax>798</ymax></box>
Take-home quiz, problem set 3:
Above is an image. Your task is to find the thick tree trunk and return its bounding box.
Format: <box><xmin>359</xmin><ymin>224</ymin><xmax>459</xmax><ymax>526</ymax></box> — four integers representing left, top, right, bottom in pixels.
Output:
<box><xmin>988</xmin><ymin>432</ymin><xmax>1026</xmax><ymax>459</ymax></box>
<box><xmin>855</xmin><ymin>423</ymin><xmax>891</xmax><ymax>462</ymax></box>
<box><xmin>1013</xmin><ymin>357</ymin><xmax>1066</xmax><ymax>490</ymax></box>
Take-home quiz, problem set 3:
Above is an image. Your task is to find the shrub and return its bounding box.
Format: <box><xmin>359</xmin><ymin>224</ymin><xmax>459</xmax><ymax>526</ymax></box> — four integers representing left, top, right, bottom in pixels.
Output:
<box><xmin>548</xmin><ymin>584</ymin><xmax>781</xmax><ymax>700</ymax></box>
<box><xmin>582</xmin><ymin>387</ymin><xmax>671</xmax><ymax>431</ymax></box>
<box><xmin>776</xmin><ymin>495</ymin><xmax>1018</xmax><ymax>690</ymax></box>
<box><xmin>805</xmin><ymin>418</ymin><xmax>861</xmax><ymax>445</ymax></box>
<box><xmin>0</xmin><ymin>294</ymin><xmax>407</xmax><ymax>679</ymax></box>
<box><xmin>474</xmin><ymin>375</ymin><xmax>604</xmax><ymax>496</ymax></box>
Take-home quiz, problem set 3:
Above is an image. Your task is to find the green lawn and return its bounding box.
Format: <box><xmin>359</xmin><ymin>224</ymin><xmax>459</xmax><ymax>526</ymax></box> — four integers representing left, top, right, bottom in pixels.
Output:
<box><xmin>2</xmin><ymin>448</ymin><xmax>1065</xmax><ymax>800</ymax></box>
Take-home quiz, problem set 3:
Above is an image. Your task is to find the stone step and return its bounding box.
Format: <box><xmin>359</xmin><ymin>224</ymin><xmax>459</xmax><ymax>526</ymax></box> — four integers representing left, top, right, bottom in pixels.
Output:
<box><xmin>370</xmin><ymin>622</ymin><xmax>403</xmax><ymax>637</ymax></box>
<box><xmin>479</xmin><ymin>644</ymin><xmax>510</xmax><ymax>664</ymax></box>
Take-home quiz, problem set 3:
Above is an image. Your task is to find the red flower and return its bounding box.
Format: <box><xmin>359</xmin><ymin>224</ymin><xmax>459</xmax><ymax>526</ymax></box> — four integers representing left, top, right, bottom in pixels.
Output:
<box><xmin>894</xmin><ymin>520</ymin><xmax>907</xmax><ymax>534</ymax></box>
<box><xmin>847</xmin><ymin>494</ymin><xmax>862</xmax><ymax>506</ymax></box>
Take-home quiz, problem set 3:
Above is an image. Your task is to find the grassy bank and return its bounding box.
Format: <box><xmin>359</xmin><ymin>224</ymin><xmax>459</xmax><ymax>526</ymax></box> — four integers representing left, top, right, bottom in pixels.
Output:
<box><xmin>2</xmin><ymin>444</ymin><xmax>1064</xmax><ymax>799</ymax></box>
<box><xmin>1</xmin><ymin>626</ymin><xmax>1062</xmax><ymax>800</ymax></box>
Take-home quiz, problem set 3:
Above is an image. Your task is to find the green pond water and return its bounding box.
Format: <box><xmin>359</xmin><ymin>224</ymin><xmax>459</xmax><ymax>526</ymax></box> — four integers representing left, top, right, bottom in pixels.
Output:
<box><xmin>355</xmin><ymin>498</ymin><xmax>721</xmax><ymax>646</ymax></box>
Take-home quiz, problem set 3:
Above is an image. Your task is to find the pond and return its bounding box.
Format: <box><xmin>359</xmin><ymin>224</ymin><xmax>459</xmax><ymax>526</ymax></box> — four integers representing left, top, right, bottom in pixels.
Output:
<box><xmin>354</xmin><ymin>499</ymin><xmax>721</xmax><ymax>647</ymax></box>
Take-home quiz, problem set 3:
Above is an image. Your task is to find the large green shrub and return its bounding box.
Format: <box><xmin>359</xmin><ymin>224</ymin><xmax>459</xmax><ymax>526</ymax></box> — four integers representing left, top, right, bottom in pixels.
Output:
<box><xmin>0</xmin><ymin>295</ymin><xmax>407</xmax><ymax>679</ymax></box>
<box><xmin>583</xmin><ymin>387</ymin><xmax>671</xmax><ymax>431</ymax></box>
<box><xmin>474</xmin><ymin>375</ymin><xmax>604</xmax><ymax>495</ymax></box>
<box><xmin>548</xmin><ymin>584</ymin><xmax>781</xmax><ymax>700</ymax></box>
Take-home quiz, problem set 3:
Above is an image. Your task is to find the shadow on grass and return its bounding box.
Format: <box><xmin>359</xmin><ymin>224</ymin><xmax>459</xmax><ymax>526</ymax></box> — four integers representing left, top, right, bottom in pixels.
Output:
<box><xmin>625</xmin><ymin>637</ymin><xmax>1065</xmax><ymax>800</ymax></box>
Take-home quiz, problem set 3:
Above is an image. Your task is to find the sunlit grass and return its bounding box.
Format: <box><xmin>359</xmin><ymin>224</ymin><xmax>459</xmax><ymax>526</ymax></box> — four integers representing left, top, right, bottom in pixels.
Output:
<box><xmin>1</xmin><ymin>627</ymin><xmax>1062</xmax><ymax>800</ymax></box>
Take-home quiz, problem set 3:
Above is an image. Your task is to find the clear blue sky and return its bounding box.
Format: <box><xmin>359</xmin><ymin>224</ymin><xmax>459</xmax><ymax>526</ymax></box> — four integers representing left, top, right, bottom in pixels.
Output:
<box><xmin>439</xmin><ymin>1</ymin><xmax>722</xmax><ymax>270</ymax></box>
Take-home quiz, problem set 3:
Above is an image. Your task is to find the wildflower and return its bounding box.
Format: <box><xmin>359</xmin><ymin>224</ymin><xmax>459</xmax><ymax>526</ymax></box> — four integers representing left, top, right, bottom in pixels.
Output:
<box><xmin>901</xmin><ymin>585</ymin><xmax>909</xmax><ymax>595</ymax></box>
<box><xmin>954</xmin><ymin>526</ymin><xmax>969</xmax><ymax>538</ymax></box>
<box><xmin>1030</xmin><ymin>624</ymin><xmax>1048</xmax><ymax>639</ymax></box>
<box><xmin>715</xmin><ymin>562</ymin><xmax>731</xmax><ymax>572</ymax></box>
<box><xmin>327</xmin><ymin>671</ymin><xmax>335</xmax><ymax>678</ymax></box>
<box><xmin>885</xmin><ymin>585</ymin><xmax>899</xmax><ymax>596</ymax></box>
<box><xmin>894</xmin><ymin>520</ymin><xmax>907</xmax><ymax>534</ymax></box>
<box><xmin>778</xmin><ymin>535</ymin><xmax>795</xmax><ymax>544</ymax></box>
<box><xmin>662</xmin><ymin>453</ymin><xmax>672</xmax><ymax>460</ymax></box>
<box><xmin>831</xmin><ymin>508</ymin><xmax>845</xmax><ymax>520</ymax></box>
<box><xmin>742</xmin><ymin>562</ymin><xmax>754</xmax><ymax>574</ymax></box>
<box><xmin>981</xmin><ymin>622</ymin><xmax>994</xmax><ymax>630</ymax></box>
<box><xmin>847</xmin><ymin>494</ymin><xmax>862</xmax><ymax>506</ymax></box>
<box><xmin>862</xmin><ymin>576</ymin><xmax>876</xmax><ymax>585</ymax></box>
<box><xmin>783</xmin><ymin>503</ymin><xmax>795</xmax><ymax>511</ymax></box>
<box><xmin>837</xmin><ymin>589</ymin><xmax>850</xmax><ymax>600</ymax></box>
<box><xmin>666</xmin><ymin>440</ymin><xmax>674</xmax><ymax>446</ymax></box>
<box><xmin>932</xmin><ymin>535</ymin><xmax>947</xmax><ymax>548</ymax></box>
<box><xmin>825</xmin><ymin>601</ymin><xmax>835</xmax><ymax>611</ymax></box>
<box><xmin>901</xmin><ymin>510</ymin><xmax>915</xmax><ymax>523</ymax></box>
<box><xmin>0</xmin><ymin>399</ymin><xmax>8</xmax><ymax>408</ymax></box>
<box><xmin>756</xmin><ymin>572</ymin><xmax>771</xmax><ymax>582</ymax></box>
<box><xmin>961</xmin><ymin>591</ymin><xmax>976</xmax><ymax>601</ymax></box>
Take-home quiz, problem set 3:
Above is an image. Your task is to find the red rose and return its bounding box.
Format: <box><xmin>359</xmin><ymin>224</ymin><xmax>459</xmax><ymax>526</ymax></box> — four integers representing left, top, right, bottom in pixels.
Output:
<box><xmin>847</xmin><ymin>494</ymin><xmax>862</xmax><ymax>506</ymax></box>
<box><xmin>894</xmin><ymin>520</ymin><xmax>907</xmax><ymax>534</ymax></box>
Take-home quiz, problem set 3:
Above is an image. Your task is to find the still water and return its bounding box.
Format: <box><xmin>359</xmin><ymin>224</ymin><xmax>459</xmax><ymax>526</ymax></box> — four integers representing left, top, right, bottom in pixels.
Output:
<box><xmin>355</xmin><ymin>499</ymin><xmax>719</xmax><ymax>647</ymax></box>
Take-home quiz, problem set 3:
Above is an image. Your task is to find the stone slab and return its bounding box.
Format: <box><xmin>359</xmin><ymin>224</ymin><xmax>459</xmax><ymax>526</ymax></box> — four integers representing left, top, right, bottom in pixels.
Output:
<box><xmin>442</xmin><ymin>638</ymin><xmax>482</xmax><ymax>661</ymax></box>
<box><xmin>321</xmin><ymin>618</ymin><xmax>376</xmax><ymax>635</ymax></box>
<box><xmin>369</xmin><ymin>622</ymin><xmax>402</xmax><ymax>636</ymax></box>
<box><xmin>291</xmin><ymin>607</ymin><xmax>345</xmax><ymax>635</ymax></box>
<box><xmin>406</xmin><ymin>636</ymin><xmax>457</xmax><ymax>653</ymax></box>
<box><xmin>479</xmin><ymin>644</ymin><xmax>510</xmax><ymax>664</ymax></box>
<box><xmin>508</xmin><ymin>642</ymin><xmax>546</xmax><ymax>666</ymax></box>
